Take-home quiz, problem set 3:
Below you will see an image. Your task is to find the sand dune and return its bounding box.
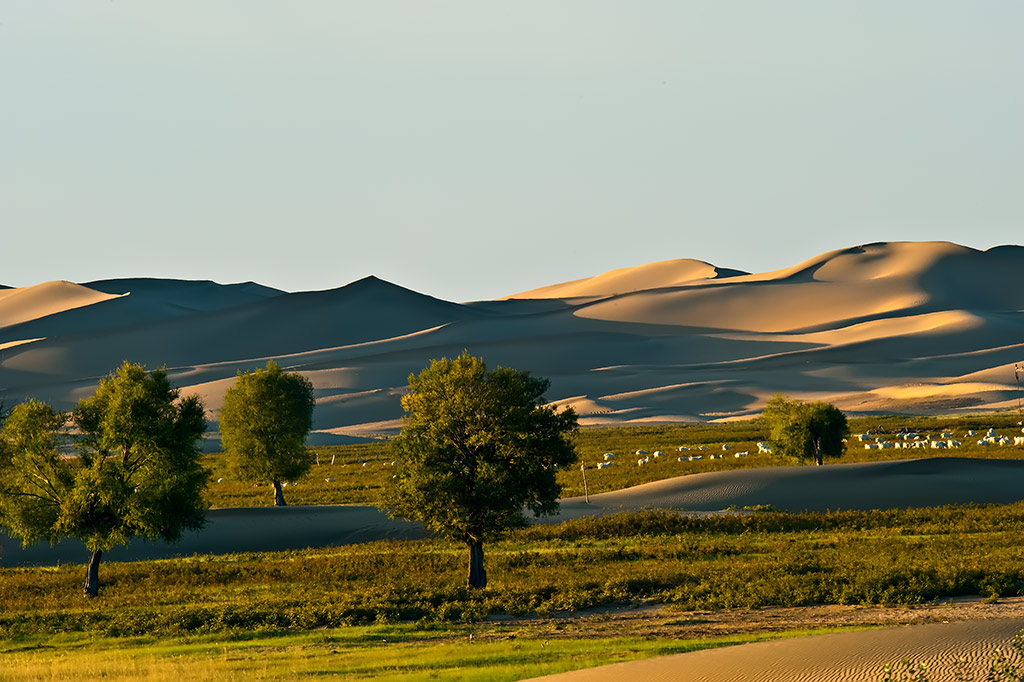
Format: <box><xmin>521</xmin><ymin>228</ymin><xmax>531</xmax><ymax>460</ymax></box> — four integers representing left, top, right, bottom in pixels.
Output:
<box><xmin>0</xmin><ymin>280</ymin><xmax>125</xmax><ymax>330</ymax></box>
<box><xmin>527</xmin><ymin>617</ymin><xmax>1024</xmax><ymax>682</ymax></box>
<box><xmin>553</xmin><ymin>457</ymin><xmax>1024</xmax><ymax>520</ymax></box>
<box><xmin>1</xmin><ymin>241</ymin><xmax>1023</xmax><ymax>434</ymax></box>
<box><xmin>508</xmin><ymin>258</ymin><xmax>748</xmax><ymax>299</ymax></box>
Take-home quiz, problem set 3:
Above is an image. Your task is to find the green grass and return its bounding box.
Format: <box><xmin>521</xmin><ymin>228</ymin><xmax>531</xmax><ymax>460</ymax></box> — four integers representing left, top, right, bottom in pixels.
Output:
<box><xmin>202</xmin><ymin>413</ymin><xmax>1024</xmax><ymax>507</ymax></box>
<box><xmin>4</xmin><ymin>505</ymin><xmax>1024</xmax><ymax>638</ymax></box>
<box><xmin>0</xmin><ymin>625</ymin><xmax>842</xmax><ymax>681</ymax></box>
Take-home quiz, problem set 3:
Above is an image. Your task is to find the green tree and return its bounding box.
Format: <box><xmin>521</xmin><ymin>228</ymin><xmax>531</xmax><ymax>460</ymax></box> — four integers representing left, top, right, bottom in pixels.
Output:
<box><xmin>0</xmin><ymin>363</ymin><xmax>208</xmax><ymax>597</ymax></box>
<box><xmin>382</xmin><ymin>352</ymin><xmax>578</xmax><ymax>588</ymax></box>
<box><xmin>762</xmin><ymin>394</ymin><xmax>849</xmax><ymax>465</ymax></box>
<box><xmin>218</xmin><ymin>361</ymin><xmax>315</xmax><ymax>507</ymax></box>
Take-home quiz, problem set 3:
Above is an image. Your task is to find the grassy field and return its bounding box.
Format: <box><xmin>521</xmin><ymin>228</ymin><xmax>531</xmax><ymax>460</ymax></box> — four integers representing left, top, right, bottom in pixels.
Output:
<box><xmin>203</xmin><ymin>413</ymin><xmax>1024</xmax><ymax>508</ymax></box>
<box><xmin>0</xmin><ymin>624</ymin><xmax>841</xmax><ymax>682</ymax></box>
<box><xmin>5</xmin><ymin>413</ymin><xmax>1024</xmax><ymax>680</ymax></box>
<box><xmin>4</xmin><ymin>505</ymin><xmax>1024</xmax><ymax>639</ymax></box>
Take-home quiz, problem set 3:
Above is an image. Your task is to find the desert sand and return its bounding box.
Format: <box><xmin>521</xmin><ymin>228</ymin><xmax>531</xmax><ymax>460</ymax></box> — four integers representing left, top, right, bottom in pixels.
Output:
<box><xmin>526</xmin><ymin>616</ymin><xmax>1024</xmax><ymax>682</ymax></box>
<box><xmin>2</xmin><ymin>241</ymin><xmax>1024</xmax><ymax>441</ymax></box>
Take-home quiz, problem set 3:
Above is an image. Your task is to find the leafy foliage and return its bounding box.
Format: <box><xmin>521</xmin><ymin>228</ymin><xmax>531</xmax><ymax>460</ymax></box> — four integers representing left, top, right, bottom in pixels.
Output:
<box><xmin>762</xmin><ymin>394</ymin><xmax>849</xmax><ymax>464</ymax></box>
<box><xmin>218</xmin><ymin>361</ymin><xmax>315</xmax><ymax>505</ymax></box>
<box><xmin>0</xmin><ymin>363</ymin><xmax>208</xmax><ymax>595</ymax></box>
<box><xmin>382</xmin><ymin>353</ymin><xmax>577</xmax><ymax>587</ymax></box>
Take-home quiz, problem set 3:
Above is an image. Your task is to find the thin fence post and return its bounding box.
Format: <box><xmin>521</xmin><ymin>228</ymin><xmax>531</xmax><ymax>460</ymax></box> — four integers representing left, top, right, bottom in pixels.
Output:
<box><xmin>580</xmin><ymin>463</ymin><xmax>589</xmax><ymax>504</ymax></box>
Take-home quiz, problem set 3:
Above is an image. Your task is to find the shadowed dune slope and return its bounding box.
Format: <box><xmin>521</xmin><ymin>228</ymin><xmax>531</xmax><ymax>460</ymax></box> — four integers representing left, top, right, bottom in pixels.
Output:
<box><xmin>553</xmin><ymin>457</ymin><xmax>1024</xmax><ymax>519</ymax></box>
<box><xmin>0</xmin><ymin>241</ymin><xmax>1022</xmax><ymax>432</ymax></box>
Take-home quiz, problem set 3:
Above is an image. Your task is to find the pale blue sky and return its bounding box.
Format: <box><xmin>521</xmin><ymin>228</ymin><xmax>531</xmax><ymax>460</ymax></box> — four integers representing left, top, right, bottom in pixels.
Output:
<box><xmin>2</xmin><ymin>2</ymin><xmax>1021</xmax><ymax>301</ymax></box>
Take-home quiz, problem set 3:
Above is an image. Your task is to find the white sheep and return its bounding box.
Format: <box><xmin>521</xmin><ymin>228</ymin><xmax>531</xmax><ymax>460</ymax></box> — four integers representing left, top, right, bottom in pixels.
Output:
<box><xmin>735</xmin><ymin>451</ymin><xmax>748</xmax><ymax>458</ymax></box>
<box><xmin>689</xmin><ymin>455</ymin><xmax>703</xmax><ymax>461</ymax></box>
<box><xmin>653</xmin><ymin>451</ymin><xmax>664</xmax><ymax>458</ymax></box>
<box><xmin>865</xmin><ymin>443</ymin><xmax>879</xmax><ymax>450</ymax></box>
<box><xmin>1014</xmin><ymin>436</ymin><xmax>1024</xmax><ymax>446</ymax></box>
<box><xmin>677</xmin><ymin>446</ymin><xmax>690</xmax><ymax>452</ymax></box>
<box><xmin>325</xmin><ymin>477</ymin><xmax>335</xmax><ymax>482</ymax></box>
<box><xmin>597</xmin><ymin>461</ymin><xmax>613</xmax><ymax>469</ymax></box>
<box><xmin>947</xmin><ymin>440</ymin><xmax>962</xmax><ymax>448</ymax></box>
<box><xmin>636</xmin><ymin>449</ymin><xmax>649</xmax><ymax>456</ymax></box>
<box><xmin>930</xmin><ymin>441</ymin><xmax>947</xmax><ymax>449</ymax></box>
<box><xmin>637</xmin><ymin>457</ymin><xmax>650</xmax><ymax>466</ymax></box>
<box><xmin>721</xmin><ymin>444</ymin><xmax>731</xmax><ymax>451</ymax></box>
<box><xmin>757</xmin><ymin>442</ymin><xmax>773</xmax><ymax>455</ymax></box>
<box><xmin>603</xmin><ymin>452</ymin><xmax>616</xmax><ymax>460</ymax></box>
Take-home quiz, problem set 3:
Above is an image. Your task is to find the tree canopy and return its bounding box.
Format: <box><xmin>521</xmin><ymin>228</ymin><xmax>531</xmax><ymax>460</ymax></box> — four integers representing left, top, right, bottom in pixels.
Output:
<box><xmin>0</xmin><ymin>363</ymin><xmax>208</xmax><ymax>596</ymax></box>
<box><xmin>762</xmin><ymin>394</ymin><xmax>849</xmax><ymax>465</ymax></box>
<box><xmin>218</xmin><ymin>361</ymin><xmax>315</xmax><ymax>506</ymax></box>
<box><xmin>382</xmin><ymin>352</ymin><xmax>578</xmax><ymax>588</ymax></box>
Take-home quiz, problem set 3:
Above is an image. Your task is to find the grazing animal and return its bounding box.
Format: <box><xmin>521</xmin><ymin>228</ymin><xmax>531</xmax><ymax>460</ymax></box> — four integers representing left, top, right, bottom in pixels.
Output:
<box><xmin>735</xmin><ymin>451</ymin><xmax>748</xmax><ymax>458</ymax></box>
<box><xmin>1013</xmin><ymin>436</ymin><xmax>1024</xmax><ymax>446</ymax></box>
<box><xmin>677</xmin><ymin>446</ymin><xmax>690</xmax><ymax>452</ymax></box>
<box><xmin>597</xmin><ymin>461</ymin><xmax>613</xmax><ymax>469</ymax></box>
<box><xmin>603</xmin><ymin>452</ymin><xmax>616</xmax><ymax>460</ymax></box>
<box><xmin>636</xmin><ymin>449</ymin><xmax>649</xmax><ymax>456</ymax></box>
<box><xmin>637</xmin><ymin>457</ymin><xmax>650</xmax><ymax>466</ymax></box>
<box><xmin>721</xmin><ymin>444</ymin><xmax>731</xmax><ymax>451</ymax></box>
<box><xmin>325</xmin><ymin>478</ymin><xmax>335</xmax><ymax>482</ymax></box>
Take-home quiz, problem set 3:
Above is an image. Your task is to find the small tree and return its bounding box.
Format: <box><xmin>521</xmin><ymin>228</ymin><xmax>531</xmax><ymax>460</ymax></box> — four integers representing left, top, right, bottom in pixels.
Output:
<box><xmin>0</xmin><ymin>363</ymin><xmax>208</xmax><ymax>597</ymax></box>
<box><xmin>382</xmin><ymin>352</ymin><xmax>578</xmax><ymax>589</ymax></box>
<box><xmin>218</xmin><ymin>361</ymin><xmax>315</xmax><ymax>506</ymax></box>
<box><xmin>762</xmin><ymin>394</ymin><xmax>848</xmax><ymax>465</ymax></box>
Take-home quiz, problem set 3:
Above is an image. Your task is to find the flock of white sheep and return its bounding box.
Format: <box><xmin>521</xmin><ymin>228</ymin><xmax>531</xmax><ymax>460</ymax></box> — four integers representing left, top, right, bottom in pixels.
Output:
<box><xmin>588</xmin><ymin>425</ymin><xmax>1024</xmax><ymax>470</ymax></box>
<box><xmin>858</xmin><ymin>427</ymin><xmax>1024</xmax><ymax>451</ymax></box>
<box><xmin>588</xmin><ymin>443</ymin><xmax>762</xmax><ymax>469</ymax></box>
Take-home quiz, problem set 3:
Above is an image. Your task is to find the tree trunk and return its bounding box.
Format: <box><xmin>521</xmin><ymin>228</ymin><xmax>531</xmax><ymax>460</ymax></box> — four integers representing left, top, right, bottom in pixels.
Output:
<box><xmin>813</xmin><ymin>436</ymin><xmax>823</xmax><ymax>466</ymax></box>
<box><xmin>83</xmin><ymin>550</ymin><xmax>102</xmax><ymax>598</ymax></box>
<box><xmin>273</xmin><ymin>480</ymin><xmax>287</xmax><ymax>506</ymax></box>
<box><xmin>467</xmin><ymin>540</ymin><xmax>487</xmax><ymax>589</ymax></box>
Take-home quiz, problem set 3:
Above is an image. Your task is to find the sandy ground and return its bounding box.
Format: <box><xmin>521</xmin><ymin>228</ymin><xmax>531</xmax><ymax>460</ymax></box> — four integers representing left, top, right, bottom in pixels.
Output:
<box><xmin>0</xmin><ymin>505</ymin><xmax>427</xmax><ymax>567</ymax></box>
<box><xmin>526</xmin><ymin>614</ymin><xmax>1024</xmax><ymax>681</ymax></box>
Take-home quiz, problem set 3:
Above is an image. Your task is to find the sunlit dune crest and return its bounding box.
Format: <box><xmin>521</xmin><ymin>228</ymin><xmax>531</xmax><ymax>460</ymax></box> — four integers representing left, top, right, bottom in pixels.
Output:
<box><xmin>0</xmin><ymin>280</ymin><xmax>125</xmax><ymax>329</ymax></box>
<box><xmin>506</xmin><ymin>258</ymin><xmax>747</xmax><ymax>299</ymax></box>
<box><xmin>1</xmin><ymin>241</ymin><xmax>1023</xmax><ymax>440</ymax></box>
